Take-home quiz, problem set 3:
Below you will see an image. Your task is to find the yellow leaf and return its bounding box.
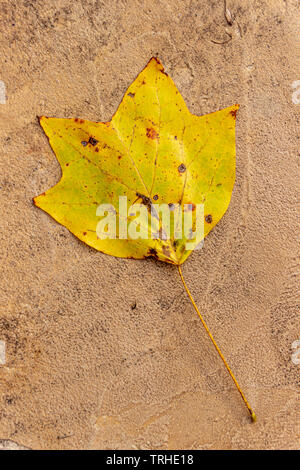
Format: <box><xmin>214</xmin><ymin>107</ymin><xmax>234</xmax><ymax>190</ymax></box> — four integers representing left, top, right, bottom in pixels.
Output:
<box><xmin>34</xmin><ymin>57</ymin><xmax>238</xmax><ymax>265</ymax></box>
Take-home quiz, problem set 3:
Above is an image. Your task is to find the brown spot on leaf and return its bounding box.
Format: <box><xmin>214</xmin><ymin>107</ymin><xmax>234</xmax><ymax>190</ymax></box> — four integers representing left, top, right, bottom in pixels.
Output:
<box><xmin>81</xmin><ymin>141</ymin><xmax>88</xmax><ymax>147</ymax></box>
<box><xmin>148</xmin><ymin>248</ymin><xmax>158</xmax><ymax>258</ymax></box>
<box><xmin>136</xmin><ymin>192</ymin><xmax>152</xmax><ymax>211</ymax></box>
<box><xmin>205</xmin><ymin>214</ymin><xmax>213</xmax><ymax>223</ymax></box>
<box><xmin>89</xmin><ymin>137</ymin><xmax>98</xmax><ymax>146</ymax></box>
<box><xmin>153</xmin><ymin>194</ymin><xmax>158</xmax><ymax>201</ymax></box>
<box><xmin>173</xmin><ymin>239</ymin><xmax>179</xmax><ymax>249</ymax></box>
<box><xmin>146</xmin><ymin>128</ymin><xmax>159</xmax><ymax>140</ymax></box>
<box><xmin>178</xmin><ymin>163</ymin><xmax>186</xmax><ymax>173</ymax></box>
<box><xmin>128</xmin><ymin>92</ymin><xmax>135</xmax><ymax>98</ymax></box>
<box><xmin>230</xmin><ymin>108</ymin><xmax>238</xmax><ymax>119</ymax></box>
<box><xmin>83</xmin><ymin>232</ymin><xmax>87</xmax><ymax>236</ymax></box>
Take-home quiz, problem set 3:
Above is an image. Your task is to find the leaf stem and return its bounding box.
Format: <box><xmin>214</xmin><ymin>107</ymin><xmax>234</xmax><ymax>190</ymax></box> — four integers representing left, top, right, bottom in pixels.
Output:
<box><xmin>177</xmin><ymin>264</ymin><xmax>256</xmax><ymax>422</ymax></box>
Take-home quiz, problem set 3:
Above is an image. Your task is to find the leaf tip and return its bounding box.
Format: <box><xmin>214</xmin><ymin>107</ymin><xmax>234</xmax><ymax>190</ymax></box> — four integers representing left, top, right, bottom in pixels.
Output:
<box><xmin>149</xmin><ymin>56</ymin><xmax>161</xmax><ymax>64</ymax></box>
<box><xmin>33</xmin><ymin>192</ymin><xmax>46</xmax><ymax>207</ymax></box>
<box><xmin>148</xmin><ymin>56</ymin><xmax>165</xmax><ymax>73</ymax></box>
<box><xmin>229</xmin><ymin>104</ymin><xmax>240</xmax><ymax>119</ymax></box>
<box><xmin>32</xmin><ymin>196</ymin><xmax>39</xmax><ymax>207</ymax></box>
<box><xmin>38</xmin><ymin>115</ymin><xmax>48</xmax><ymax>129</ymax></box>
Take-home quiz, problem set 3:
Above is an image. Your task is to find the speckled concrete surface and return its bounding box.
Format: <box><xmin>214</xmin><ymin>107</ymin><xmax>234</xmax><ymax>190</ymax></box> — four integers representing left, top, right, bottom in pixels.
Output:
<box><xmin>0</xmin><ymin>0</ymin><xmax>299</xmax><ymax>450</ymax></box>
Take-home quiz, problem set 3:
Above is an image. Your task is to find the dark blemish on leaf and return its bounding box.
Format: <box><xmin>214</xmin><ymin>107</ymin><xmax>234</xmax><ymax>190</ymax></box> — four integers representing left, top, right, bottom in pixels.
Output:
<box><xmin>217</xmin><ymin>183</ymin><xmax>222</xmax><ymax>187</ymax></box>
<box><xmin>80</xmin><ymin>119</ymin><xmax>84</xmax><ymax>124</ymax></box>
<box><xmin>146</xmin><ymin>128</ymin><xmax>159</xmax><ymax>140</ymax></box>
<box><xmin>66</xmin><ymin>163</ymin><xmax>69</xmax><ymax>166</ymax></box>
<box><xmin>81</xmin><ymin>141</ymin><xmax>88</xmax><ymax>147</ymax></box>
<box><xmin>136</xmin><ymin>192</ymin><xmax>152</xmax><ymax>212</ymax></box>
<box><xmin>74</xmin><ymin>118</ymin><xmax>78</xmax><ymax>122</ymax></box>
<box><xmin>205</xmin><ymin>214</ymin><xmax>213</xmax><ymax>223</ymax></box>
<box><xmin>83</xmin><ymin>232</ymin><xmax>87</xmax><ymax>236</ymax></box>
<box><xmin>178</xmin><ymin>163</ymin><xmax>186</xmax><ymax>173</ymax></box>
<box><xmin>89</xmin><ymin>137</ymin><xmax>98</xmax><ymax>146</ymax></box>
<box><xmin>173</xmin><ymin>239</ymin><xmax>179</xmax><ymax>248</ymax></box>
<box><xmin>230</xmin><ymin>108</ymin><xmax>238</xmax><ymax>119</ymax></box>
<box><xmin>168</xmin><ymin>203</ymin><xmax>175</xmax><ymax>211</ymax></box>
<box><xmin>153</xmin><ymin>194</ymin><xmax>158</xmax><ymax>201</ymax></box>
<box><xmin>128</xmin><ymin>92</ymin><xmax>135</xmax><ymax>98</ymax></box>
<box><xmin>148</xmin><ymin>247</ymin><xmax>158</xmax><ymax>258</ymax></box>
<box><xmin>174</xmin><ymin>135</ymin><xmax>177</xmax><ymax>140</ymax></box>
<box><xmin>95</xmin><ymin>147</ymin><xmax>99</xmax><ymax>152</ymax></box>
<box><xmin>118</xmin><ymin>156</ymin><xmax>122</xmax><ymax>160</ymax></box>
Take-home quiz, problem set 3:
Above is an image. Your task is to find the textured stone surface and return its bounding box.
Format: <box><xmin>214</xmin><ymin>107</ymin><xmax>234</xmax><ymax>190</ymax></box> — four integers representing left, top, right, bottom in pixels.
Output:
<box><xmin>0</xmin><ymin>0</ymin><xmax>299</xmax><ymax>450</ymax></box>
<box><xmin>0</xmin><ymin>439</ymin><xmax>30</xmax><ymax>450</ymax></box>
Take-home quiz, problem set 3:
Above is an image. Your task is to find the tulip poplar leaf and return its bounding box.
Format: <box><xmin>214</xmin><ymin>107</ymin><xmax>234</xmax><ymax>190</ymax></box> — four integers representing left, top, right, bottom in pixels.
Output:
<box><xmin>34</xmin><ymin>58</ymin><xmax>238</xmax><ymax>265</ymax></box>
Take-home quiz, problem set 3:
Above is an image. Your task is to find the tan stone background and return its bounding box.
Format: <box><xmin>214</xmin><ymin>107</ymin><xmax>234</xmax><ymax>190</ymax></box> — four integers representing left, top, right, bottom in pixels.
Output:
<box><xmin>0</xmin><ymin>0</ymin><xmax>299</xmax><ymax>450</ymax></box>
